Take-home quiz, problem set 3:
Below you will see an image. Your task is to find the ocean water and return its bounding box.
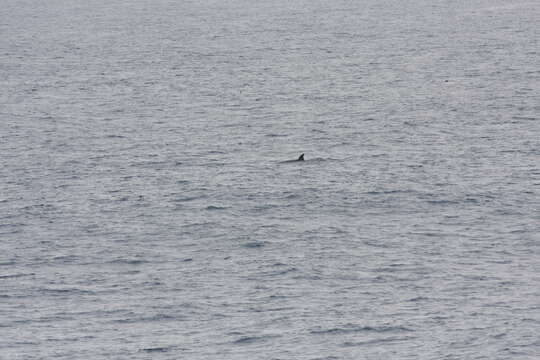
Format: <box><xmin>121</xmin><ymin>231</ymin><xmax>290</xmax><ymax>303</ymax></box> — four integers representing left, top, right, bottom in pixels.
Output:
<box><xmin>1</xmin><ymin>0</ymin><xmax>539</xmax><ymax>359</ymax></box>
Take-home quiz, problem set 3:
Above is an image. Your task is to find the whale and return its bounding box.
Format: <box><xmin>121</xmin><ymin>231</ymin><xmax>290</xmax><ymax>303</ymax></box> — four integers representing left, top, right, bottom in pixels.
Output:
<box><xmin>280</xmin><ymin>153</ymin><xmax>304</xmax><ymax>163</ymax></box>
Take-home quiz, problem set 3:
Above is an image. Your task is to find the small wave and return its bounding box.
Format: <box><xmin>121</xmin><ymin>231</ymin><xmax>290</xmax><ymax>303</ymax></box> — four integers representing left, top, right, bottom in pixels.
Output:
<box><xmin>242</xmin><ymin>241</ymin><xmax>266</xmax><ymax>248</ymax></box>
<box><xmin>140</xmin><ymin>347</ymin><xmax>172</xmax><ymax>353</ymax></box>
<box><xmin>46</xmin><ymin>335</ymin><xmax>96</xmax><ymax>342</ymax></box>
<box><xmin>233</xmin><ymin>336</ymin><xmax>260</xmax><ymax>344</ymax></box>
<box><xmin>407</xmin><ymin>232</ymin><xmax>442</xmax><ymax>238</ymax></box>
<box><xmin>293</xmin><ymin>273</ymin><xmax>321</xmax><ymax>280</ymax></box>
<box><xmin>342</xmin><ymin>336</ymin><xmax>416</xmax><ymax>347</ymax></box>
<box><xmin>52</xmin><ymin>255</ymin><xmax>79</xmax><ymax>263</ymax></box>
<box><xmin>232</xmin><ymin>334</ymin><xmax>280</xmax><ymax>345</ymax></box>
<box><xmin>268</xmin><ymin>294</ymin><xmax>289</xmax><ymax>300</ymax></box>
<box><xmin>307</xmin><ymin>157</ymin><xmax>335</xmax><ymax>163</ymax></box>
<box><xmin>4</xmin><ymin>341</ymin><xmax>39</xmax><ymax>345</ymax></box>
<box><xmin>372</xmin><ymin>266</ymin><xmax>402</xmax><ymax>273</ymax></box>
<box><xmin>172</xmin><ymin>195</ymin><xmax>207</xmax><ymax>202</ymax></box>
<box><xmin>108</xmin><ymin>258</ymin><xmax>149</xmax><ymax>265</ymax></box>
<box><xmin>112</xmin><ymin>314</ymin><xmax>180</xmax><ymax>324</ymax></box>
<box><xmin>407</xmin><ymin>296</ymin><xmax>429</xmax><ymax>302</ymax></box>
<box><xmin>426</xmin><ymin>199</ymin><xmax>459</xmax><ymax>205</ymax></box>
<box><xmin>362</xmin><ymin>240</ymin><xmax>391</xmax><ymax>248</ymax></box>
<box><xmin>181</xmin><ymin>221</ymin><xmax>215</xmax><ymax>228</ymax></box>
<box><xmin>0</xmin><ymin>273</ymin><xmax>35</xmax><ymax>279</ymax></box>
<box><xmin>365</xmin><ymin>190</ymin><xmax>414</xmax><ymax>195</ymax></box>
<box><xmin>0</xmin><ymin>229</ymin><xmax>22</xmax><ymax>235</ymax></box>
<box><xmin>130</xmin><ymin>161</ymin><xmax>168</xmax><ymax>168</ymax></box>
<box><xmin>285</xmin><ymin>193</ymin><xmax>300</xmax><ymax>199</ymax></box>
<box><xmin>40</xmin><ymin>288</ymin><xmax>95</xmax><ymax>296</ymax></box>
<box><xmin>512</xmin><ymin>116</ymin><xmax>536</xmax><ymax>121</ymax></box>
<box><xmin>205</xmin><ymin>205</ymin><xmax>227</xmax><ymax>211</ymax></box>
<box><xmin>252</xmin><ymin>204</ymin><xmax>279</xmax><ymax>212</ymax></box>
<box><xmin>310</xmin><ymin>324</ymin><xmax>413</xmax><ymax>335</ymax></box>
<box><xmin>268</xmin><ymin>267</ymin><xmax>297</xmax><ymax>276</ymax></box>
<box><xmin>105</xmin><ymin>134</ymin><xmax>125</xmax><ymax>138</ymax></box>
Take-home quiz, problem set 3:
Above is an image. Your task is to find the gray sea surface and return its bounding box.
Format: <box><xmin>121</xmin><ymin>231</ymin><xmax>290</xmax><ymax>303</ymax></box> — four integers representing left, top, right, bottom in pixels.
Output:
<box><xmin>1</xmin><ymin>0</ymin><xmax>539</xmax><ymax>359</ymax></box>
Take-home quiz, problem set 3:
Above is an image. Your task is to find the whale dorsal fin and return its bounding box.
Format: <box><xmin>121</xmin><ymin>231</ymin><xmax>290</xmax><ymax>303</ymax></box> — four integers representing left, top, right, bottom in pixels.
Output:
<box><xmin>298</xmin><ymin>153</ymin><xmax>304</xmax><ymax>161</ymax></box>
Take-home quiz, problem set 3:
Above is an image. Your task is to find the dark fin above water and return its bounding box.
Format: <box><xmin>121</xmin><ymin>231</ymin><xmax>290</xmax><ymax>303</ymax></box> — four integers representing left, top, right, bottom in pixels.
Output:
<box><xmin>279</xmin><ymin>153</ymin><xmax>305</xmax><ymax>164</ymax></box>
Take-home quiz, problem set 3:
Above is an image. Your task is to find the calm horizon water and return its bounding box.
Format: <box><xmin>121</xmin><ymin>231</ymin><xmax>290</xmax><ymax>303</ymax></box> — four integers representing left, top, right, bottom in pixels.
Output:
<box><xmin>1</xmin><ymin>0</ymin><xmax>539</xmax><ymax>359</ymax></box>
